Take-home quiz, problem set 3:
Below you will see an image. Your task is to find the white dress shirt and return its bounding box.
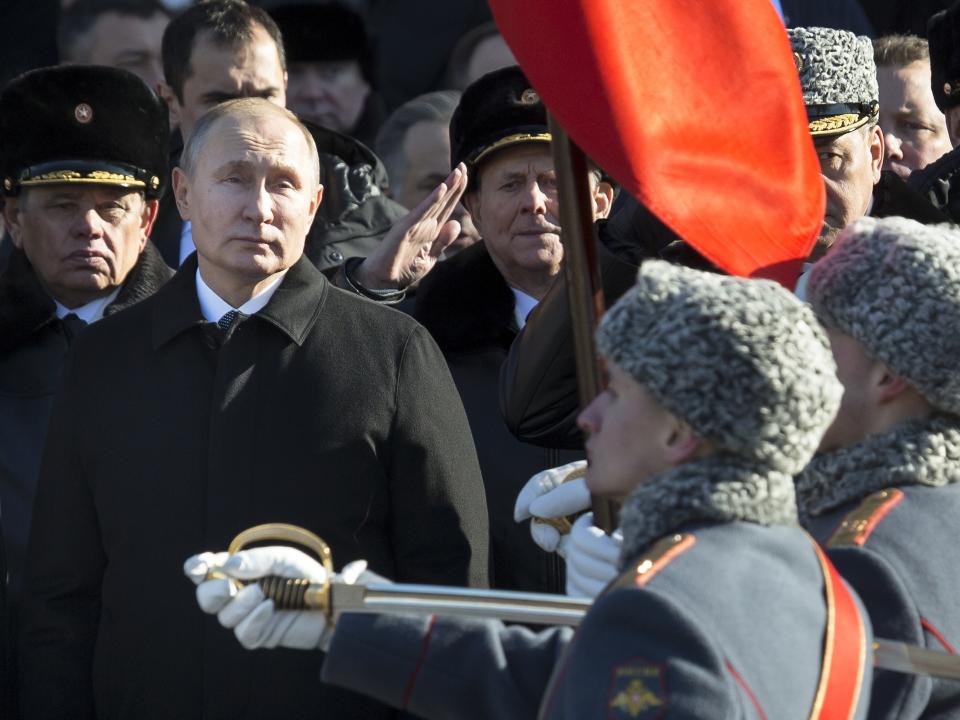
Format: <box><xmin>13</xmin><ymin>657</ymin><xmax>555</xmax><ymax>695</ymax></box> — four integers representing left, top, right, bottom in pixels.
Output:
<box><xmin>195</xmin><ymin>268</ymin><xmax>288</xmax><ymax>323</ymax></box>
<box><xmin>511</xmin><ymin>287</ymin><xmax>539</xmax><ymax>329</ymax></box>
<box><xmin>54</xmin><ymin>286</ymin><xmax>121</xmax><ymax>323</ymax></box>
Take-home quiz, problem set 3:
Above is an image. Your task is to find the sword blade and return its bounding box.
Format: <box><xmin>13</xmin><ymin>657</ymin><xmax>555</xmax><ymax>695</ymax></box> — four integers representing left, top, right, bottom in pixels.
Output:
<box><xmin>330</xmin><ymin>583</ymin><xmax>592</xmax><ymax>626</ymax></box>
<box><xmin>874</xmin><ymin>640</ymin><xmax>960</xmax><ymax>681</ymax></box>
<box><xmin>309</xmin><ymin>580</ymin><xmax>960</xmax><ymax>680</ymax></box>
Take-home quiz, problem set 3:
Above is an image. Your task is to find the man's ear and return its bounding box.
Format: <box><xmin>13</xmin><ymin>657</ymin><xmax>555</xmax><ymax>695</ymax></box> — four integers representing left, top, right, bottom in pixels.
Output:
<box><xmin>593</xmin><ymin>181</ymin><xmax>615</xmax><ymax>220</ymax></box>
<box><xmin>171</xmin><ymin>167</ymin><xmax>191</xmax><ymax>221</ymax></box>
<box><xmin>876</xmin><ymin>365</ymin><xmax>913</xmax><ymax>403</ymax></box>
<box><xmin>157</xmin><ymin>82</ymin><xmax>182</xmax><ymax>129</ymax></box>
<box><xmin>664</xmin><ymin>419</ymin><xmax>702</xmax><ymax>466</ymax></box>
<box><xmin>868</xmin><ymin>124</ymin><xmax>884</xmax><ymax>184</ymax></box>
<box><xmin>463</xmin><ymin>191</ymin><xmax>480</xmax><ymax>227</ymax></box>
<box><xmin>140</xmin><ymin>198</ymin><xmax>160</xmax><ymax>250</ymax></box>
<box><xmin>306</xmin><ymin>184</ymin><xmax>324</xmax><ymax>226</ymax></box>
<box><xmin>3</xmin><ymin>197</ymin><xmax>24</xmax><ymax>249</ymax></box>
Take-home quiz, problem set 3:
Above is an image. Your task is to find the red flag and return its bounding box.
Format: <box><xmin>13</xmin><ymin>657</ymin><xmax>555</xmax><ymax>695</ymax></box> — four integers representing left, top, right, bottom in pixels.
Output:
<box><xmin>489</xmin><ymin>0</ymin><xmax>823</xmax><ymax>287</ymax></box>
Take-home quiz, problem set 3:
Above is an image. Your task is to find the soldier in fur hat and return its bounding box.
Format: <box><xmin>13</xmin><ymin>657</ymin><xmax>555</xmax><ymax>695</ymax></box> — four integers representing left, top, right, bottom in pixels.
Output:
<box><xmin>798</xmin><ymin>215</ymin><xmax>960</xmax><ymax>718</ymax></box>
<box><xmin>187</xmin><ymin>262</ymin><xmax>874</xmax><ymax>719</ymax></box>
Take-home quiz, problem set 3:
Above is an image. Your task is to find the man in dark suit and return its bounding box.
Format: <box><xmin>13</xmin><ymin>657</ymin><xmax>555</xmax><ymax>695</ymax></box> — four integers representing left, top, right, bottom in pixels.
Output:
<box><xmin>19</xmin><ymin>97</ymin><xmax>489</xmax><ymax>719</ymax></box>
<box><xmin>0</xmin><ymin>64</ymin><xmax>172</xmax><ymax>718</ymax></box>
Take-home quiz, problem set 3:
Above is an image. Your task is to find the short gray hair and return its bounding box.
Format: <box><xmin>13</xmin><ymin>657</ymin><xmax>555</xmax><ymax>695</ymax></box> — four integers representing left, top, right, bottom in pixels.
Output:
<box><xmin>375</xmin><ymin>90</ymin><xmax>461</xmax><ymax>193</ymax></box>
<box><xmin>180</xmin><ymin>98</ymin><xmax>320</xmax><ymax>190</ymax></box>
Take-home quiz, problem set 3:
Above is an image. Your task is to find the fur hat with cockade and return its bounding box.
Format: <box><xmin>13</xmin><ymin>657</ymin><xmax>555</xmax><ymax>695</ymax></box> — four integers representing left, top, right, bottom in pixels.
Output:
<box><xmin>597</xmin><ymin>261</ymin><xmax>842</xmax><ymax>474</ymax></box>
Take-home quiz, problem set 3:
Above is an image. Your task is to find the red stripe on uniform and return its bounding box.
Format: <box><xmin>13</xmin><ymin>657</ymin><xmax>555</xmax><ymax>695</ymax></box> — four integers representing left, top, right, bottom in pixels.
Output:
<box><xmin>725</xmin><ymin>660</ymin><xmax>768</xmax><ymax>720</ymax></box>
<box><xmin>921</xmin><ymin>619</ymin><xmax>957</xmax><ymax>655</ymax></box>
<box><xmin>401</xmin><ymin>614</ymin><xmax>438</xmax><ymax>709</ymax></box>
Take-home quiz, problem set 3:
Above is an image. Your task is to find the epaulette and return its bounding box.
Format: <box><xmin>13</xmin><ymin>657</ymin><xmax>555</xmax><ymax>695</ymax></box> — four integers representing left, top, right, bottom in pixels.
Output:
<box><xmin>606</xmin><ymin>533</ymin><xmax>696</xmax><ymax>593</ymax></box>
<box><xmin>827</xmin><ymin>489</ymin><xmax>904</xmax><ymax>548</ymax></box>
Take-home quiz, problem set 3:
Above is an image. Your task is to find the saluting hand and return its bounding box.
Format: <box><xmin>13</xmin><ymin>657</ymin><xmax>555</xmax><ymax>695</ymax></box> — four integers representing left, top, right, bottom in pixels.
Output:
<box><xmin>352</xmin><ymin>163</ymin><xmax>468</xmax><ymax>290</ymax></box>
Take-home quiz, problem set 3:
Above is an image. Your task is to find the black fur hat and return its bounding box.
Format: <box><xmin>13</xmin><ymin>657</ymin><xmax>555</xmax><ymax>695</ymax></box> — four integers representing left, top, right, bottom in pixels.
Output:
<box><xmin>0</xmin><ymin>65</ymin><xmax>169</xmax><ymax>198</ymax></box>
<box><xmin>269</xmin><ymin>3</ymin><xmax>375</xmax><ymax>85</ymax></box>
<box><xmin>449</xmin><ymin>65</ymin><xmax>550</xmax><ymax>188</ymax></box>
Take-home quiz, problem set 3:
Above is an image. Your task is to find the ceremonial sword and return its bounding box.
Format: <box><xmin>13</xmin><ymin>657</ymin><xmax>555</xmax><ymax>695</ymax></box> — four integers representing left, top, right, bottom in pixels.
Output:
<box><xmin>210</xmin><ymin>523</ymin><xmax>960</xmax><ymax>681</ymax></box>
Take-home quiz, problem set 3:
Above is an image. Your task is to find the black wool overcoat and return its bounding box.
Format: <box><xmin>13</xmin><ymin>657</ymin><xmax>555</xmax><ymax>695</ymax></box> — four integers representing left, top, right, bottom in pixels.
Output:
<box><xmin>19</xmin><ymin>255</ymin><xmax>489</xmax><ymax>720</ymax></box>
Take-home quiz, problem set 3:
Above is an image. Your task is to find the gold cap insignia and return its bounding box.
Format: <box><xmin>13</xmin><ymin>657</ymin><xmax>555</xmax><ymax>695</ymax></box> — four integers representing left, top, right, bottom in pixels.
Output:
<box><xmin>793</xmin><ymin>51</ymin><xmax>805</xmax><ymax>74</ymax></box>
<box><xmin>149</xmin><ymin>175</ymin><xmax>160</xmax><ymax>190</ymax></box>
<box><xmin>74</xmin><ymin>103</ymin><xmax>93</xmax><ymax>124</ymax></box>
<box><xmin>519</xmin><ymin>88</ymin><xmax>539</xmax><ymax>105</ymax></box>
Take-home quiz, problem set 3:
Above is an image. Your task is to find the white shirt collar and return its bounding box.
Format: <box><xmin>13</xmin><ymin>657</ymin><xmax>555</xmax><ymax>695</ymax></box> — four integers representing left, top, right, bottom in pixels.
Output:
<box><xmin>55</xmin><ymin>286</ymin><xmax>121</xmax><ymax>323</ymax></box>
<box><xmin>195</xmin><ymin>267</ymin><xmax>288</xmax><ymax>323</ymax></box>
<box><xmin>511</xmin><ymin>287</ymin><xmax>539</xmax><ymax>329</ymax></box>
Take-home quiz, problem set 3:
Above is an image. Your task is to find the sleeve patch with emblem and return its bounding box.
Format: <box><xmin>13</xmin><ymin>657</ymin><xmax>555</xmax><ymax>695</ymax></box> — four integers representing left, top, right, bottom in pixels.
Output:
<box><xmin>606</xmin><ymin>658</ymin><xmax>666</xmax><ymax>719</ymax></box>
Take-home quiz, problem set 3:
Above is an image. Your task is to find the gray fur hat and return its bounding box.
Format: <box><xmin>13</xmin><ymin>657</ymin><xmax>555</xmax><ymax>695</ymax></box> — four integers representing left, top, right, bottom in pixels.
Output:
<box><xmin>597</xmin><ymin>261</ymin><xmax>842</xmax><ymax>474</ymax></box>
<box><xmin>787</xmin><ymin>26</ymin><xmax>879</xmax><ymax>136</ymax></box>
<box><xmin>808</xmin><ymin>216</ymin><xmax>960</xmax><ymax>415</ymax></box>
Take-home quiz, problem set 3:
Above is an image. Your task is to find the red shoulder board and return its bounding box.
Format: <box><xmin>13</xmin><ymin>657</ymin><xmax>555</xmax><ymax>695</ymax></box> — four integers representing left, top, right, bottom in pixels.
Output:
<box><xmin>606</xmin><ymin>533</ymin><xmax>697</xmax><ymax>594</ymax></box>
<box><xmin>827</xmin><ymin>489</ymin><xmax>904</xmax><ymax>548</ymax></box>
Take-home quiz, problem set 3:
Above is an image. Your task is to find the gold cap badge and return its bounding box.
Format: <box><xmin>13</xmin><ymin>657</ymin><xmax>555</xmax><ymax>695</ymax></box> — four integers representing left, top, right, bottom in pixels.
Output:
<box><xmin>74</xmin><ymin>103</ymin><xmax>93</xmax><ymax>124</ymax></box>
<box><xmin>519</xmin><ymin>88</ymin><xmax>539</xmax><ymax>105</ymax></box>
<box><xmin>793</xmin><ymin>52</ymin><xmax>805</xmax><ymax>74</ymax></box>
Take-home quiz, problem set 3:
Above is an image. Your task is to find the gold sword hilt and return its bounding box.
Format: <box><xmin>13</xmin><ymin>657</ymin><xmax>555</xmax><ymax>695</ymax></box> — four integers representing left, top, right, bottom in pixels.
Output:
<box><xmin>208</xmin><ymin>523</ymin><xmax>335</xmax><ymax>615</ymax></box>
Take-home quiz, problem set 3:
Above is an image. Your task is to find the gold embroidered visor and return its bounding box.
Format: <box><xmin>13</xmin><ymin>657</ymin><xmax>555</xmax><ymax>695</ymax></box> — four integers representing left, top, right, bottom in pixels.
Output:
<box><xmin>807</xmin><ymin>102</ymin><xmax>880</xmax><ymax>137</ymax></box>
<box><xmin>5</xmin><ymin>159</ymin><xmax>161</xmax><ymax>194</ymax></box>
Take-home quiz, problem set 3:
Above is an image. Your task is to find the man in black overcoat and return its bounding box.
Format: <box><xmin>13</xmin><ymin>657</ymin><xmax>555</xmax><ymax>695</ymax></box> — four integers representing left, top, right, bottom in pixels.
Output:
<box><xmin>0</xmin><ymin>64</ymin><xmax>173</xmax><ymax>717</ymax></box>
<box><xmin>19</xmin><ymin>97</ymin><xmax>489</xmax><ymax>719</ymax></box>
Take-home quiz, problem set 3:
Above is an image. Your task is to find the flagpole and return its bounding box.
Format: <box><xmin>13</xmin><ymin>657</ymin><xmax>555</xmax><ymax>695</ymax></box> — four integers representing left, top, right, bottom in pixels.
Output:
<box><xmin>547</xmin><ymin>113</ymin><xmax>615</xmax><ymax>534</ymax></box>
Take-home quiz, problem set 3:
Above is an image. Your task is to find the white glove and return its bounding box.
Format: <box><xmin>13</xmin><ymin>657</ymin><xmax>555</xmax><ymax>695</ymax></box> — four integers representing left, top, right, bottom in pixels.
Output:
<box><xmin>184</xmin><ymin>546</ymin><xmax>370</xmax><ymax>651</ymax></box>
<box><xmin>513</xmin><ymin>460</ymin><xmax>590</xmax><ymax>555</ymax></box>
<box><xmin>564</xmin><ymin>513</ymin><xmax>623</xmax><ymax>598</ymax></box>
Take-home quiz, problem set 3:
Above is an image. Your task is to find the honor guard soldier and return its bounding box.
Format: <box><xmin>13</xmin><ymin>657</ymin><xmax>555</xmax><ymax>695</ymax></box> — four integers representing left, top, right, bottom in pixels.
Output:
<box><xmin>787</xmin><ymin>27</ymin><xmax>946</xmax><ymax>272</ymax></box>
<box><xmin>0</xmin><ymin>64</ymin><xmax>171</xmax><ymax>715</ymax></box>
<box><xmin>189</xmin><ymin>261</ymin><xmax>874</xmax><ymax>719</ymax></box>
<box><xmin>798</xmin><ymin>216</ymin><xmax>960</xmax><ymax>718</ymax></box>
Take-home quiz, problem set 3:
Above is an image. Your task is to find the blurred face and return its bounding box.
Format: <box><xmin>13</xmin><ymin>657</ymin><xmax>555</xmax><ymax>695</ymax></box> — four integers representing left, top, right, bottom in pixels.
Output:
<box><xmin>395</xmin><ymin>120</ymin><xmax>450</xmax><ymax>210</ymax></box>
<box><xmin>4</xmin><ymin>186</ymin><xmax>156</xmax><ymax>308</ymax></box>
<box><xmin>286</xmin><ymin>60</ymin><xmax>370</xmax><ymax>133</ymax></box>
<box><xmin>818</xmin><ymin>327</ymin><xmax>877</xmax><ymax>452</ymax></box>
<box><xmin>164</xmin><ymin>26</ymin><xmax>286</xmax><ymax>140</ymax></box>
<box><xmin>878</xmin><ymin>61</ymin><xmax>952</xmax><ymax>179</ymax></box>
<box><xmin>578</xmin><ymin>363</ymin><xmax>679</xmax><ymax>497</ymax></box>
<box><xmin>78</xmin><ymin>11</ymin><xmax>169</xmax><ymax>92</ymax></box>
<box><xmin>172</xmin><ymin>111</ymin><xmax>322</xmax><ymax>290</ymax></box>
<box><xmin>464</xmin><ymin>35</ymin><xmax>517</xmax><ymax>89</ymax></box>
<box><xmin>814</xmin><ymin>125</ymin><xmax>883</xmax><ymax>257</ymax></box>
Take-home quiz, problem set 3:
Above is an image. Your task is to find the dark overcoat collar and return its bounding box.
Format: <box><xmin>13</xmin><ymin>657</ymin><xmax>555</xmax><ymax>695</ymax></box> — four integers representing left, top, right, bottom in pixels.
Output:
<box><xmin>0</xmin><ymin>241</ymin><xmax>171</xmax><ymax>352</ymax></box>
<box><xmin>151</xmin><ymin>253</ymin><xmax>328</xmax><ymax>350</ymax></box>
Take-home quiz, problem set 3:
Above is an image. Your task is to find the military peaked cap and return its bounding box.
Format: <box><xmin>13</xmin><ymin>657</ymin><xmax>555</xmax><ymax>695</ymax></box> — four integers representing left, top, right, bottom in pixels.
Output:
<box><xmin>0</xmin><ymin>65</ymin><xmax>169</xmax><ymax>198</ymax></box>
<box><xmin>928</xmin><ymin>3</ymin><xmax>960</xmax><ymax>113</ymax></box>
<box><xmin>787</xmin><ymin>27</ymin><xmax>879</xmax><ymax>137</ymax></box>
<box><xmin>449</xmin><ymin>65</ymin><xmax>551</xmax><ymax>188</ymax></box>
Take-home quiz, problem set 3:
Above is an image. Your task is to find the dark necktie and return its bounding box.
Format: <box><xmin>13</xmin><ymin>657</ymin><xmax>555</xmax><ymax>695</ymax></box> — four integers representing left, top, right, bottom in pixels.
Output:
<box><xmin>218</xmin><ymin>309</ymin><xmax>240</xmax><ymax>332</ymax></box>
<box><xmin>61</xmin><ymin>313</ymin><xmax>88</xmax><ymax>342</ymax></box>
